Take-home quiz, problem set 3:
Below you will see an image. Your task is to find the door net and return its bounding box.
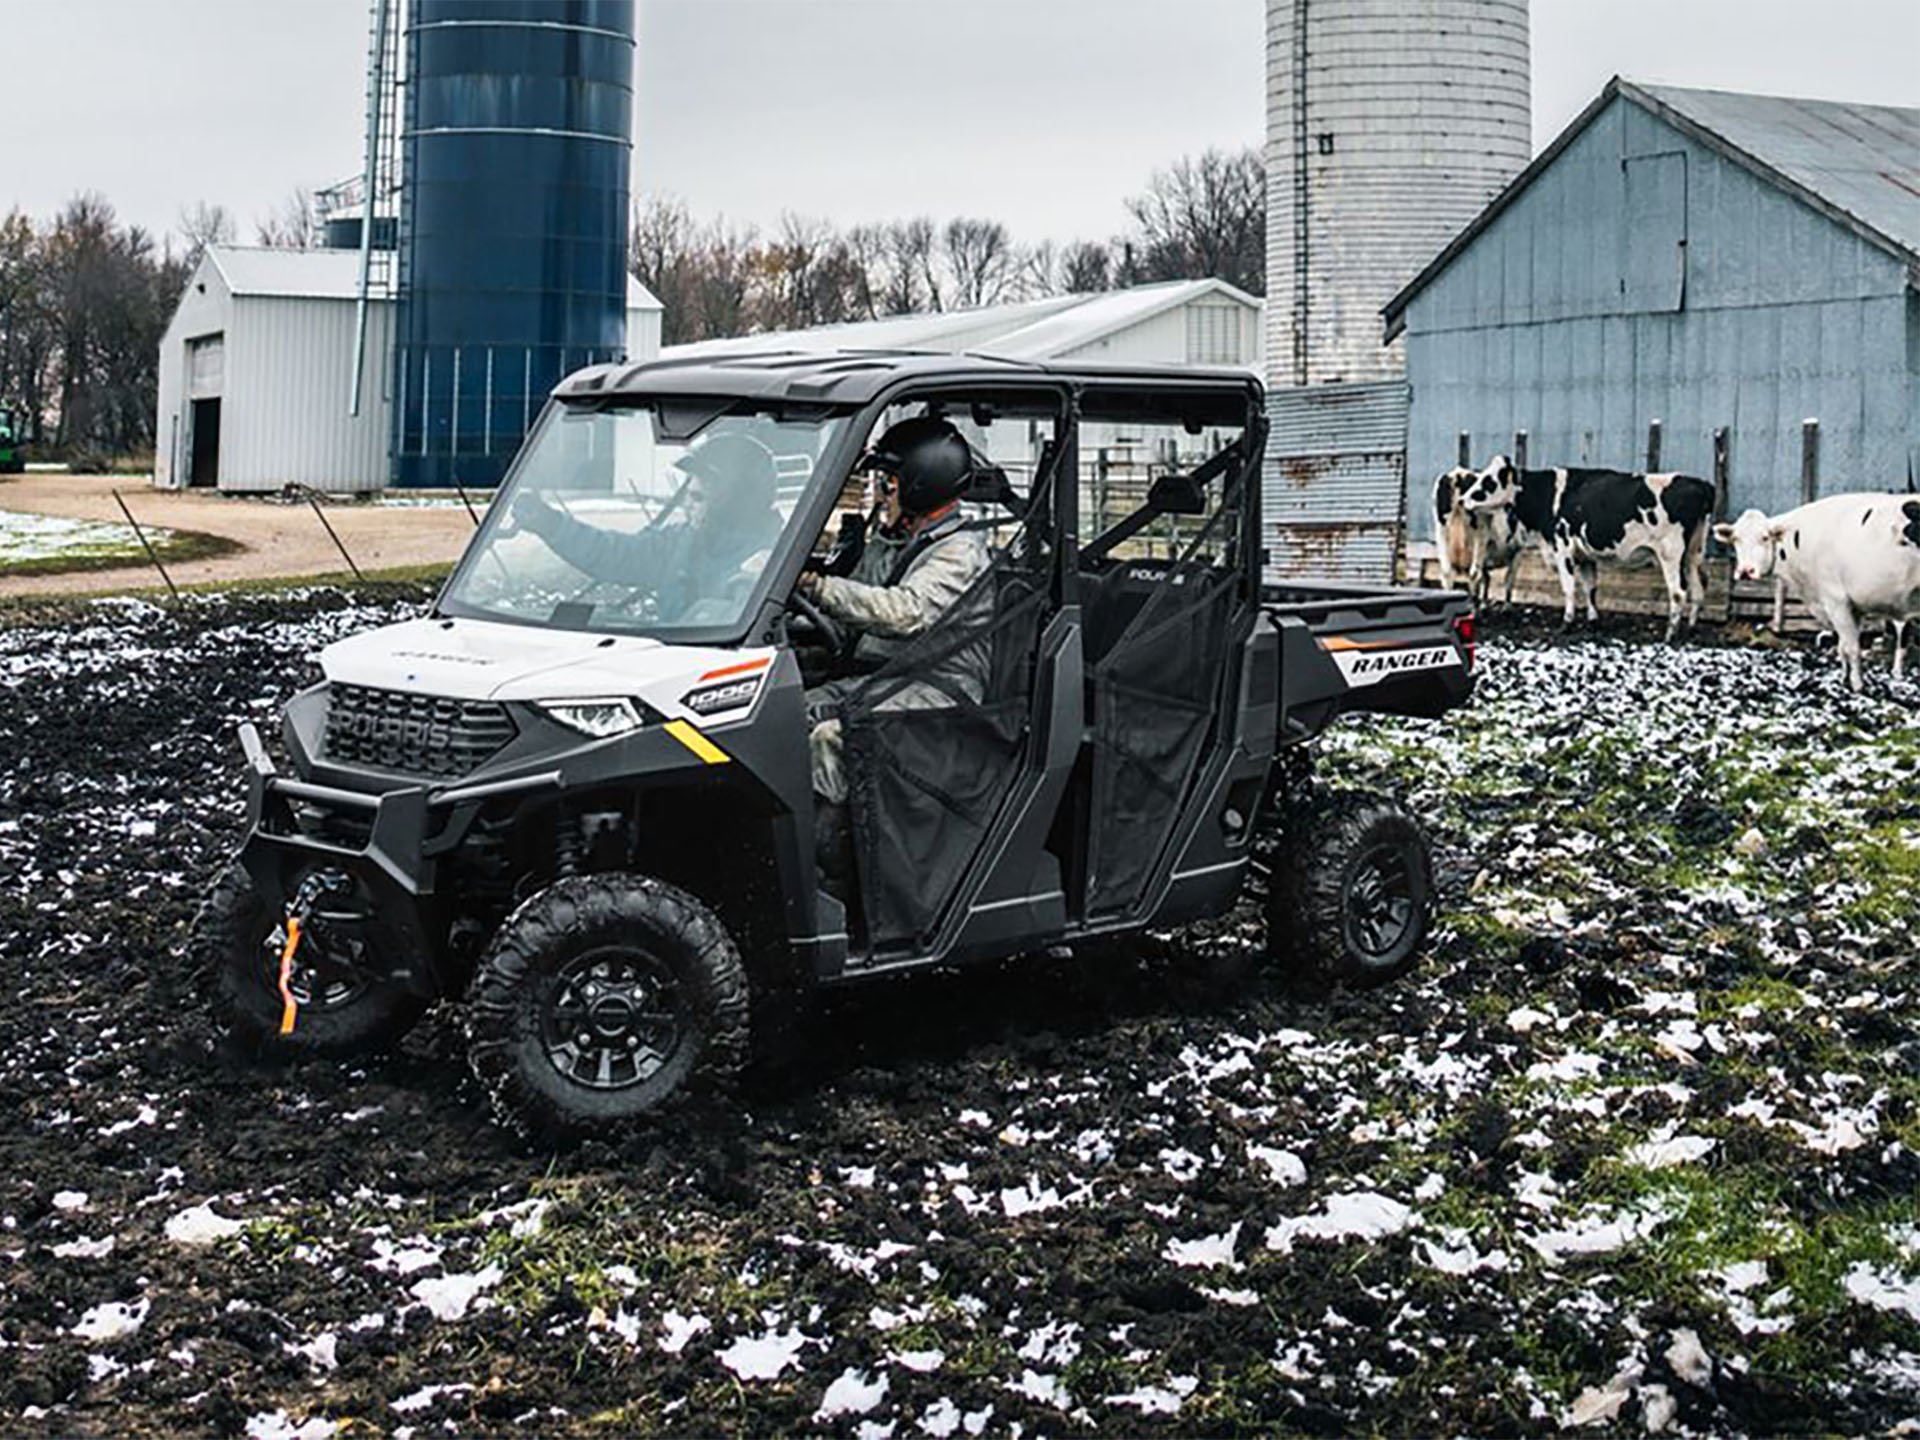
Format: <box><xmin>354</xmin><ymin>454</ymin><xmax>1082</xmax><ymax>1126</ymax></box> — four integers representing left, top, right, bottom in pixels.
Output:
<box><xmin>841</xmin><ymin>476</ymin><xmax>1052</xmax><ymax>949</ymax></box>
<box><xmin>1082</xmin><ymin>448</ymin><xmax>1253</xmax><ymax>920</ymax></box>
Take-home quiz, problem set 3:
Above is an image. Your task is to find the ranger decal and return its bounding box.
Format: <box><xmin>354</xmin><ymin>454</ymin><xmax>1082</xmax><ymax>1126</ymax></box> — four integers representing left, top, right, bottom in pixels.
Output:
<box><xmin>1322</xmin><ymin>640</ymin><xmax>1461</xmax><ymax>689</ymax></box>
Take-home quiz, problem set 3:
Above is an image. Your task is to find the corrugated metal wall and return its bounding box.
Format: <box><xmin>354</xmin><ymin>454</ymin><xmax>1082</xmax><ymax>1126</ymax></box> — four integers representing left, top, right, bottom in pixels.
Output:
<box><xmin>1265</xmin><ymin>0</ymin><xmax>1530</xmax><ymax>388</ymax></box>
<box><xmin>221</xmin><ymin>296</ymin><xmax>395</xmax><ymax>493</ymax></box>
<box><xmin>153</xmin><ymin>258</ymin><xmax>232</xmax><ymax>488</ymax></box>
<box><xmin>1265</xmin><ymin>380</ymin><xmax>1408</xmax><ymax>582</ymax></box>
<box><xmin>1405</xmin><ymin>93</ymin><xmax>1918</xmax><ymax>539</ymax></box>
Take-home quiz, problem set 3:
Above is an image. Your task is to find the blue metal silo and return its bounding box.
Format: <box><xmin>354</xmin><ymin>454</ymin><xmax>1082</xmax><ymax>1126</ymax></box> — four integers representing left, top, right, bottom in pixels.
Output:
<box><xmin>392</xmin><ymin>0</ymin><xmax>635</xmax><ymax>488</ymax></box>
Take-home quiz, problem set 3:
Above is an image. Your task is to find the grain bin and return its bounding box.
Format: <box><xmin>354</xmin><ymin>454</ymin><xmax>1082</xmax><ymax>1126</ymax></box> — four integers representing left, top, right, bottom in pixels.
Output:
<box><xmin>392</xmin><ymin>0</ymin><xmax>636</xmax><ymax>488</ymax></box>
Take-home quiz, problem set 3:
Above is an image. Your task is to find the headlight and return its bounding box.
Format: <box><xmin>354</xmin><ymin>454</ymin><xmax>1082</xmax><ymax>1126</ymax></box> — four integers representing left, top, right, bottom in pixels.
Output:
<box><xmin>538</xmin><ymin>697</ymin><xmax>645</xmax><ymax>738</ymax></box>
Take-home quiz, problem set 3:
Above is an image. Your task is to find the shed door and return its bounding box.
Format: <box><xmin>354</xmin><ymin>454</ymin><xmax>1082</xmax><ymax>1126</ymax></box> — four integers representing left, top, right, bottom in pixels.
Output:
<box><xmin>1623</xmin><ymin>152</ymin><xmax>1686</xmax><ymax>312</ymax></box>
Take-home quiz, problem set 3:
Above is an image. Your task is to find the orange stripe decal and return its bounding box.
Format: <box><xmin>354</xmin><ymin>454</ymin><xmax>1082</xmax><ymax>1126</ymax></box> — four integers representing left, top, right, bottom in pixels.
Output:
<box><xmin>1320</xmin><ymin>636</ymin><xmax>1398</xmax><ymax>652</ymax></box>
<box><xmin>700</xmin><ymin>657</ymin><xmax>772</xmax><ymax>682</ymax></box>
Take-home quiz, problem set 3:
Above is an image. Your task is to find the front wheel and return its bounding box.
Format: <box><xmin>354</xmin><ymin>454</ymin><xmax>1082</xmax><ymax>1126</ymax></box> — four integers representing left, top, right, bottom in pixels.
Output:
<box><xmin>194</xmin><ymin>865</ymin><xmax>429</xmax><ymax>1059</ymax></box>
<box><xmin>1268</xmin><ymin>792</ymin><xmax>1433</xmax><ymax>988</ymax></box>
<box><xmin>464</xmin><ymin>874</ymin><xmax>748</xmax><ymax>1141</ymax></box>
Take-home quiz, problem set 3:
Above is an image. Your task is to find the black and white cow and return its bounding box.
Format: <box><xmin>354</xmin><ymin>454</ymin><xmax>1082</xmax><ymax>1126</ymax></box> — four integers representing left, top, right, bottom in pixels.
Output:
<box><xmin>1458</xmin><ymin>457</ymin><xmax>1713</xmax><ymax>640</ymax></box>
<box><xmin>1715</xmin><ymin>493</ymin><xmax>1920</xmax><ymax>690</ymax></box>
<box><xmin>1432</xmin><ymin>466</ymin><xmax>1522</xmax><ymax>609</ymax></box>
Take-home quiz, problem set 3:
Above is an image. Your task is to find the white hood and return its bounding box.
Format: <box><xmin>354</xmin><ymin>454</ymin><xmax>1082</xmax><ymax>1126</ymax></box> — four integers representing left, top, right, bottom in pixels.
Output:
<box><xmin>320</xmin><ymin>618</ymin><xmax>775</xmax><ymax>727</ymax></box>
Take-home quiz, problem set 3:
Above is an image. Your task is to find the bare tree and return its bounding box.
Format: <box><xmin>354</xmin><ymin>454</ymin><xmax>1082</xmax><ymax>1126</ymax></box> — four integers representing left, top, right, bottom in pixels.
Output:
<box><xmin>256</xmin><ymin>187</ymin><xmax>321</xmax><ymax>249</ymax></box>
<box><xmin>942</xmin><ymin>217</ymin><xmax>1012</xmax><ymax>310</ymax></box>
<box><xmin>1061</xmin><ymin>239</ymin><xmax>1115</xmax><ymax>294</ymax></box>
<box><xmin>176</xmin><ymin>201</ymin><xmax>236</xmax><ymax>267</ymax></box>
<box><xmin>885</xmin><ymin>217</ymin><xmax>940</xmax><ymax>315</ymax></box>
<box><xmin>1122</xmin><ymin>147</ymin><xmax>1265</xmax><ymax>295</ymax></box>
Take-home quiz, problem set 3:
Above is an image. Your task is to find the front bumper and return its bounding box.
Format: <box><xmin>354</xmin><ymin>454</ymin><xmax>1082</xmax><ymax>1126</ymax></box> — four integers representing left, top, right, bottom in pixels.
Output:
<box><xmin>236</xmin><ymin>721</ymin><xmax>563</xmax><ymax>997</ymax></box>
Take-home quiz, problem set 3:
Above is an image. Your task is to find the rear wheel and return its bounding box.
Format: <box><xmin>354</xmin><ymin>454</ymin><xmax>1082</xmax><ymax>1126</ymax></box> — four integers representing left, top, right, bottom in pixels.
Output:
<box><xmin>1268</xmin><ymin>792</ymin><xmax>1432</xmax><ymax>987</ymax></box>
<box><xmin>464</xmin><ymin>874</ymin><xmax>748</xmax><ymax>1141</ymax></box>
<box><xmin>194</xmin><ymin>865</ymin><xmax>429</xmax><ymax>1058</ymax></box>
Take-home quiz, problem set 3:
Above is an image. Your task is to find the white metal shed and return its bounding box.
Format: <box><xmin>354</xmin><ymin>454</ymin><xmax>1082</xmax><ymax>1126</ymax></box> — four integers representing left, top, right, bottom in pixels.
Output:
<box><xmin>154</xmin><ymin>247</ymin><xmax>664</xmax><ymax>492</ymax></box>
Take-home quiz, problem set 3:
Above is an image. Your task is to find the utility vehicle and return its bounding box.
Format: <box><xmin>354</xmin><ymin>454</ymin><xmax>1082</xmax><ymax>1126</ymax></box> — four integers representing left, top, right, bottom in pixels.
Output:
<box><xmin>0</xmin><ymin>407</ymin><xmax>23</xmax><ymax>473</ymax></box>
<box><xmin>196</xmin><ymin>354</ymin><xmax>1475</xmax><ymax>1138</ymax></box>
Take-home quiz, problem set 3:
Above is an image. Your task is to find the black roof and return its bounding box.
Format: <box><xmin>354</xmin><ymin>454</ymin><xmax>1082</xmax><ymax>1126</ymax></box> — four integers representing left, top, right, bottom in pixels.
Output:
<box><xmin>554</xmin><ymin>349</ymin><xmax>1265</xmax><ymax>407</ymax></box>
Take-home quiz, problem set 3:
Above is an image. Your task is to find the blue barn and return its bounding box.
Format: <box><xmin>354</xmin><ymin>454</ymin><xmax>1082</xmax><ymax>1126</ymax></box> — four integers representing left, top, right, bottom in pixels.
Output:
<box><xmin>1386</xmin><ymin>77</ymin><xmax>1920</xmax><ymax>548</ymax></box>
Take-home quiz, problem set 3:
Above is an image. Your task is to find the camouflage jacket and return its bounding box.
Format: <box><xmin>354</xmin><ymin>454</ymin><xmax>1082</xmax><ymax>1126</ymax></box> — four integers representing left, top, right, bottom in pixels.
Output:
<box><xmin>812</xmin><ymin>508</ymin><xmax>993</xmax><ymax>701</ymax></box>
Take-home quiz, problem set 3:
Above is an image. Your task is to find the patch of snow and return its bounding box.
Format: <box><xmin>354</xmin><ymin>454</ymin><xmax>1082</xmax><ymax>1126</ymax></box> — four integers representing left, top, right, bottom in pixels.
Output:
<box><xmin>480</xmin><ymin>1197</ymin><xmax>551</xmax><ymax>1239</ymax></box>
<box><xmin>1845</xmin><ymin>1262</ymin><xmax>1920</xmax><ymax>1322</ymax></box>
<box><xmin>1266</xmin><ymin>1192</ymin><xmax>1415</xmax><ymax>1254</ymax></box>
<box><xmin>718</xmin><ymin>1326</ymin><xmax>810</xmax><ymax>1381</ymax></box>
<box><xmin>1163</xmin><ymin>1221</ymin><xmax>1242</xmax><ymax>1270</ymax></box>
<box><xmin>1627</xmin><ymin>1135</ymin><xmax>1716</xmax><ymax>1169</ymax></box>
<box><xmin>409</xmin><ymin>1264</ymin><xmax>502</xmax><ymax>1321</ymax></box>
<box><xmin>1665</xmin><ymin>1329</ymin><xmax>1711</xmax><ymax>1387</ymax></box>
<box><xmin>52</xmin><ymin>1236</ymin><xmax>115</xmax><ymax>1259</ymax></box>
<box><xmin>918</xmin><ymin>1398</ymin><xmax>961</xmax><ymax>1437</ymax></box>
<box><xmin>891</xmin><ymin>1349</ymin><xmax>945</xmax><ymax>1373</ymax></box>
<box><xmin>1105</xmin><ymin>1376</ymin><xmax>1198</xmax><ymax>1415</ymax></box>
<box><xmin>52</xmin><ymin>1190</ymin><xmax>89</xmax><ymax>1211</ymax></box>
<box><xmin>289</xmin><ymin>1332</ymin><xmax>339</xmax><ymax>1373</ymax></box>
<box><xmin>368</xmin><ymin>1237</ymin><xmax>442</xmax><ymax>1275</ymax></box>
<box><xmin>1249</xmin><ymin>1145</ymin><xmax>1307</xmax><ymax>1187</ymax></box>
<box><xmin>816</xmin><ymin>1368</ymin><xmax>889</xmax><ymax>1420</ymax></box>
<box><xmin>391</xmin><ymin>1384</ymin><xmax>472</xmax><ymax>1414</ymax></box>
<box><xmin>1528</xmin><ymin>1206</ymin><xmax>1668</xmax><ymax>1265</ymax></box>
<box><xmin>999</xmin><ymin>1178</ymin><xmax>1066</xmax><ymax>1218</ymax></box>
<box><xmin>166</xmin><ymin>1202</ymin><xmax>245</xmax><ymax>1246</ymax></box>
<box><xmin>72</xmin><ymin>1298</ymin><xmax>149</xmax><ymax>1343</ymax></box>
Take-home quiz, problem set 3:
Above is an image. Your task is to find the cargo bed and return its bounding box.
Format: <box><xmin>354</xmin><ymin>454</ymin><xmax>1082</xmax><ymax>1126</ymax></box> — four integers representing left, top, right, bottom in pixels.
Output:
<box><xmin>1261</xmin><ymin>580</ymin><xmax>1475</xmax><ymax>743</ymax></box>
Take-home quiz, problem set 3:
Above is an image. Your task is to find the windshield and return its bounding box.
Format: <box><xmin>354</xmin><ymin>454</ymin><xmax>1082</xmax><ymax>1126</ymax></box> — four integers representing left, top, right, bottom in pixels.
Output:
<box><xmin>440</xmin><ymin>403</ymin><xmax>849</xmax><ymax>636</ymax></box>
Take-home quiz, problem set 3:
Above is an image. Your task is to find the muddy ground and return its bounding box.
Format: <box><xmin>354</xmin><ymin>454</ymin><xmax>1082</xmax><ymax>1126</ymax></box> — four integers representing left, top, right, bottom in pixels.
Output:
<box><xmin>0</xmin><ymin>588</ymin><xmax>1915</xmax><ymax>1438</ymax></box>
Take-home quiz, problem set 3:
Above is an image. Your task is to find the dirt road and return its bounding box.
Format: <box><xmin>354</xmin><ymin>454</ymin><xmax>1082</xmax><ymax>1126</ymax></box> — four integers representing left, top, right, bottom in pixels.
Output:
<box><xmin>0</xmin><ymin>474</ymin><xmax>479</xmax><ymax>597</ymax></box>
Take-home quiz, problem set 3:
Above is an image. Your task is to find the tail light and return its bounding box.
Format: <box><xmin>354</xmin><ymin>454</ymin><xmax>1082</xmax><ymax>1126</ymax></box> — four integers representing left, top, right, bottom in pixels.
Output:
<box><xmin>1453</xmin><ymin>612</ymin><xmax>1476</xmax><ymax>671</ymax></box>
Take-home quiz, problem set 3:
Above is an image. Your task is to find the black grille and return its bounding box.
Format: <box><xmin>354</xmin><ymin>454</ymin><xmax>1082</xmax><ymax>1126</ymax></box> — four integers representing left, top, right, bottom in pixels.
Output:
<box><xmin>322</xmin><ymin>685</ymin><xmax>515</xmax><ymax>778</ymax></box>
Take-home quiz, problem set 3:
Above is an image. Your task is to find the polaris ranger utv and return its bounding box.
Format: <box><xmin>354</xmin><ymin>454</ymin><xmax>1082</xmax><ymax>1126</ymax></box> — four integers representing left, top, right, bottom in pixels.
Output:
<box><xmin>198</xmin><ymin>353</ymin><xmax>1474</xmax><ymax>1138</ymax></box>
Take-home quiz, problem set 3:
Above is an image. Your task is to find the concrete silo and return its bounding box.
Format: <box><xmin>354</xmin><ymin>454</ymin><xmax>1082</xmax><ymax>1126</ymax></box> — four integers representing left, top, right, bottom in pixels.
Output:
<box><xmin>1262</xmin><ymin>0</ymin><xmax>1530</xmax><ymax>579</ymax></box>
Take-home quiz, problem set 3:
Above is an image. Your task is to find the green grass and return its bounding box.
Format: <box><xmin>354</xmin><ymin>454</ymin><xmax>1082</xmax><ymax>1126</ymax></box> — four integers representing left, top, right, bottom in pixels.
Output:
<box><xmin>0</xmin><ymin>525</ymin><xmax>241</xmax><ymax>579</ymax></box>
<box><xmin>0</xmin><ymin>563</ymin><xmax>452</xmax><ymax>629</ymax></box>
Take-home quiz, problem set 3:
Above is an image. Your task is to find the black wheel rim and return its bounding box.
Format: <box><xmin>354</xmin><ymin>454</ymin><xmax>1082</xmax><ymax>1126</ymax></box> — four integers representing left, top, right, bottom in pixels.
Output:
<box><xmin>1343</xmin><ymin>843</ymin><xmax>1417</xmax><ymax>962</ymax></box>
<box><xmin>539</xmin><ymin>946</ymin><xmax>686</xmax><ymax>1091</ymax></box>
<box><xmin>261</xmin><ymin>921</ymin><xmax>370</xmax><ymax>1011</ymax></box>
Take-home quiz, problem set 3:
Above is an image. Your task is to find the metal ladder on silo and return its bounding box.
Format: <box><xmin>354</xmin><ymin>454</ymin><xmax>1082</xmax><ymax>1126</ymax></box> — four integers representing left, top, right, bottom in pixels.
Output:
<box><xmin>350</xmin><ymin>0</ymin><xmax>402</xmax><ymax>417</ymax></box>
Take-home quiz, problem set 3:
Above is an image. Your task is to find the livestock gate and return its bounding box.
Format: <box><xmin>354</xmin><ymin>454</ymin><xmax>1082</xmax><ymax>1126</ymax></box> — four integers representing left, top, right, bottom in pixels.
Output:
<box><xmin>1263</xmin><ymin>380</ymin><xmax>1410</xmax><ymax>585</ymax></box>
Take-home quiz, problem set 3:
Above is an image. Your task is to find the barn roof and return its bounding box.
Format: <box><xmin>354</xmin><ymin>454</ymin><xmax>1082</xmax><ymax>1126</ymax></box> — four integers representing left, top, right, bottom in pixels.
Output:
<box><xmin>204</xmin><ymin>246</ymin><xmax>663</xmax><ymax>311</ymax></box>
<box><xmin>1382</xmin><ymin>77</ymin><xmax>1920</xmax><ymax>338</ymax></box>
<box><xmin>662</xmin><ymin>278</ymin><xmax>1260</xmax><ymax>364</ymax></box>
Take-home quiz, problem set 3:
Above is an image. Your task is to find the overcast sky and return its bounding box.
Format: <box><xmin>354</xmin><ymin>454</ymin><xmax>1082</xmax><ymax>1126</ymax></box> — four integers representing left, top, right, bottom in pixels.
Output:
<box><xmin>1</xmin><ymin>0</ymin><xmax>1915</xmax><ymax>251</ymax></box>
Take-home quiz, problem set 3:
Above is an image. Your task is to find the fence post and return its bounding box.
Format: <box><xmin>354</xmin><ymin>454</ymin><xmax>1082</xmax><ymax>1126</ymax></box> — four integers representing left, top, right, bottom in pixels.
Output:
<box><xmin>1646</xmin><ymin>419</ymin><xmax>1663</xmax><ymax>472</ymax></box>
<box><xmin>1514</xmin><ymin>430</ymin><xmax>1529</xmax><ymax>473</ymax></box>
<box><xmin>1712</xmin><ymin>427</ymin><xmax>1731</xmax><ymax>522</ymax></box>
<box><xmin>112</xmin><ymin>489</ymin><xmax>179</xmax><ymax>600</ymax></box>
<box><xmin>1801</xmin><ymin>419</ymin><xmax>1819</xmax><ymax>504</ymax></box>
<box><xmin>299</xmin><ymin>485</ymin><xmax>364</xmax><ymax>581</ymax></box>
<box><xmin>1456</xmin><ymin>431</ymin><xmax>1471</xmax><ymax>468</ymax></box>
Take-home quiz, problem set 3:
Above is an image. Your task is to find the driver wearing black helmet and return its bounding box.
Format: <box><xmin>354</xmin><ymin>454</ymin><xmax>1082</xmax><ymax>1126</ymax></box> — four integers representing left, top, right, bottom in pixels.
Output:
<box><xmin>511</xmin><ymin>431</ymin><xmax>782</xmax><ymax>621</ymax></box>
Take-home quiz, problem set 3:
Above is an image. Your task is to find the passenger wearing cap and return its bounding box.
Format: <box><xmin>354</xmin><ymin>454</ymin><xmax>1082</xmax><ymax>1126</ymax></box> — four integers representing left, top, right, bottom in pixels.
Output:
<box><xmin>798</xmin><ymin>415</ymin><xmax>994</xmax><ymax>855</ymax></box>
<box><xmin>511</xmin><ymin>431</ymin><xmax>782</xmax><ymax>621</ymax></box>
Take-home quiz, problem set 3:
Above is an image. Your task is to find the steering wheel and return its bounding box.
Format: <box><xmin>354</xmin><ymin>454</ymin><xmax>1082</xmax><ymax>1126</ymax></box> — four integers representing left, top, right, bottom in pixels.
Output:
<box><xmin>786</xmin><ymin>588</ymin><xmax>849</xmax><ymax>658</ymax></box>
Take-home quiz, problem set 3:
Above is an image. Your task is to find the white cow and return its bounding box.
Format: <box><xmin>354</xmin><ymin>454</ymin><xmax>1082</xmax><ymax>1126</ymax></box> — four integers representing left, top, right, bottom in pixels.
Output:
<box><xmin>1432</xmin><ymin>466</ymin><xmax>1521</xmax><ymax>608</ymax></box>
<box><xmin>1715</xmin><ymin>493</ymin><xmax>1920</xmax><ymax>690</ymax></box>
